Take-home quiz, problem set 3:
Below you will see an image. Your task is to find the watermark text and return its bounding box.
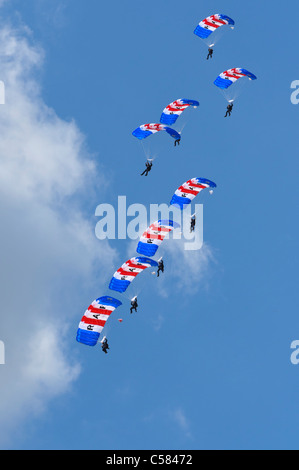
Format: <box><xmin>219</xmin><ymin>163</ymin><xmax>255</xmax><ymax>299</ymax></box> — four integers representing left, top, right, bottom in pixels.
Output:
<box><xmin>95</xmin><ymin>196</ymin><xmax>204</xmax><ymax>251</ymax></box>
<box><xmin>290</xmin><ymin>81</ymin><xmax>299</xmax><ymax>104</ymax></box>
<box><xmin>290</xmin><ymin>340</ymin><xmax>299</xmax><ymax>365</ymax></box>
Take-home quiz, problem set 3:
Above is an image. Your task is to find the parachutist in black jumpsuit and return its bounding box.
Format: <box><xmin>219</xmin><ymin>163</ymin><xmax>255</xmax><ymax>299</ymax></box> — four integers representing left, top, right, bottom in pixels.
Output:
<box><xmin>207</xmin><ymin>48</ymin><xmax>214</xmax><ymax>60</ymax></box>
<box><xmin>225</xmin><ymin>103</ymin><xmax>234</xmax><ymax>117</ymax></box>
<box><xmin>174</xmin><ymin>139</ymin><xmax>181</xmax><ymax>147</ymax></box>
<box><xmin>141</xmin><ymin>161</ymin><xmax>153</xmax><ymax>176</ymax></box>
<box><xmin>102</xmin><ymin>338</ymin><xmax>109</xmax><ymax>354</ymax></box>
<box><xmin>157</xmin><ymin>259</ymin><xmax>164</xmax><ymax>277</ymax></box>
<box><xmin>190</xmin><ymin>216</ymin><xmax>196</xmax><ymax>233</ymax></box>
<box><xmin>130</xmin><ymin>298</ymin><xmax>138</xmax><ymax>314</ymax></box>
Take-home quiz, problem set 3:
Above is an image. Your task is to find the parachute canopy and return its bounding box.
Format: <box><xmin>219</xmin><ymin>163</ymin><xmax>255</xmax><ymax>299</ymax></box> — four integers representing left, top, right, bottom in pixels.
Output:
<box><xmin>170</xmin><ymin>178</ymin><xmax>217</xmax><ymax>210</ymax></box>
<box><xmin>160</xmin><ymin>99</ymin><xmax>199</xmax><ymax>125</ymax></box>
<box><xmin>132</xmin><ymin>123</ymin><xmax>181</xmax><ymax>141</ymax></box>
<box><xmin>109</xmin><ymin>257</ymin><xmax>158</xmax><ymax>293</ymax></box>
<box><xmin>214</xmin><ymin>68</ymin><xmax>257</xmax><ymax>90</ymax></box>
<box><xmin>76</xmin><ymin>296</ymin><xmax>122</xmax><ymax>347</ymax></box>
<box><xmin>137</xmin><ymin>220</ymin><xmax>181</xmax><ymax>257</ymax></box>
<box><xmin>194</xmin><ymin>14</ymin><xmax>235</xmax><ymax>40</ymax></box>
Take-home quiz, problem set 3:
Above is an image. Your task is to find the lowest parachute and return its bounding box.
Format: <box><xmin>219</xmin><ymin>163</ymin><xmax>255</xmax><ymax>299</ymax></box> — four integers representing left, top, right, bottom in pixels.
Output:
<box><xmin>76</xmin><ymin>296</ymin><xmax>122</xmax><ymax>347</ymax></box>
<box><xmin>160</xmin><ymin>99</ymin><xmax>199</xmax><ymax>125</ymax></box>
<box><xmin>137</xmin><ymin>220</ymin><xmax>181</xmax><ymax>257</ymax></box>
<box><xmin>132</xmin><ymin>123</ymin><xmax>180</xmax><ymax>142</ymax></box>
<box><xmin>170</xmin><ymin>178</ymin><xmax>217</xmax><ymax>210</ymax></box>
<box><xmin>109</xmin><ymin>257</ymin><xmax>158</xmax><ymax>293</ymax></box>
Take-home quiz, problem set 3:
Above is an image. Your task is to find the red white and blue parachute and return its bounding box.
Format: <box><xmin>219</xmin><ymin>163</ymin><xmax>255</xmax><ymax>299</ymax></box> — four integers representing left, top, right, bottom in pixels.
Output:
<box><xmin>137</xmin><ymin>220</ymin><xmax>181</xmax><ymax>257</ymax></box>
<box><xmin>214</xmin><ymin>68</ymin><xmax>257</xmax><ymax>90</ymax></box>
<box><xmin>76</xmin><ymin>296</ymin><xmax>122</xmax><ymax>347</ymax></box>
<box><xmin>132</xmin><ymin>123</ymin><xmax>181</xmax><ymax>141</ymax></box>
<box><xmin>170</xmin><ymin>178</ymin><xmax>217</xmax><ymax>210</ymax></box>
<box><xmin>160</xmin><ymin>99</ymin><xmax>200</xmax><ymax>125</ymax></box>
<box><xmin>194</xmin><ymin>14</ymin><xmax>235</xmax><ymax>40</ymax></box>
<box><xmin>109</xmin><ymin>257</ymin><xmax>158</xmax><ymax>293</ymax></box>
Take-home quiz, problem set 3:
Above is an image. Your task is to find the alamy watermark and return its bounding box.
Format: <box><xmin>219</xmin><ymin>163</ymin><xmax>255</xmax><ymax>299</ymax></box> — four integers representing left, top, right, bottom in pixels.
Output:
<box><xmin>0</xmin><ymin>340</ymin><xmax>5</xmax><ymax>365</ymax></box>
<box><xmin>290</xmin><ymin>81</ymin><xmax>299</xmax><ymax>104</ymax></box>
<box><xmin>290</xmin><ymin>340</ymin><xmax>299</xmax><ymax>365</ymax></box>
<box><xmin>95</xmin><ymin>196</ymin><xmax>204</xmax><ymax>251</ymax></box>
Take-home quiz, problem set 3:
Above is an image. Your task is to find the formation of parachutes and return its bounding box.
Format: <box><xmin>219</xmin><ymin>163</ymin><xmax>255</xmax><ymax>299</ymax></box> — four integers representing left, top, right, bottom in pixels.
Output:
<box><xmin>76</xmin><ymin>12</ymin><xmax>257</xmax><ymax>350</ymax></box>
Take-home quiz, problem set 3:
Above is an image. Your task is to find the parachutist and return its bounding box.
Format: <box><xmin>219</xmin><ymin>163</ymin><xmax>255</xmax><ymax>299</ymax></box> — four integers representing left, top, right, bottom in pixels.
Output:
<box><xmin>157</xmin><ymin>258</ymin><xmax>164</xmax><ymax>277</ymax></box>
<box><xmin>174</xmin><ymin>139</ymin><xmax>181</xmax><ymax>147</ymax></box>
<box><xmin>157</xmin><ymin>259</ymin><xmax>164</xmax><ymax>277</ymax></box>
<box><xmin>101</xmin><ymin>337</ymin><xmax>109</xmax><ymax>354</ymax></box>
<box><xmin>141</xmin><ymin>160</ymin><xmax>153</xmax><ymax>176</ymax></box>
<box><xmin>190</xmin><ymin>215</ymin><xmax>196</xmax><ymax>233</ymax></box>
<box><xmin>224</xmin><ymin>103</ymin><xmax>234</xmax><ymax>117</ymax></box>
<box><xmin>130</xmin><ymin>297</ymin><xmax>138</xmax><ymax>314</ymax></box>
<box><xmin>207</xmin><ymin>48</ymin><xmax>214</xmax><ymax>60</ymax></box>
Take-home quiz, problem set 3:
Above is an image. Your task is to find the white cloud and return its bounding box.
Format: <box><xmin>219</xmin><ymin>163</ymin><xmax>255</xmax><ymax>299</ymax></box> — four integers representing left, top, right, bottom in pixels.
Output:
<box><xmin>171</xmin><ymin>407</ymin><xmax>192</xmax><ymax>439</ymax></box>
<box><xmin>0</xmin><ymin>20</ymin><xmax>117</xmax><ymax>445</ymax></box>
<box><xmin>154</xmin><ymin>239</ymin><xmax>216</xmax><ymax>297</ymax></box>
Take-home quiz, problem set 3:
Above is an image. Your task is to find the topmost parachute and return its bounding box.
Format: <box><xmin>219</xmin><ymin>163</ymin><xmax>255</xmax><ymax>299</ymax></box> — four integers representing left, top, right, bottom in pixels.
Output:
<box><xmin>194</xmin><ymin>14</ymin><xmax>235</xmax><ymax>41</ymax></box>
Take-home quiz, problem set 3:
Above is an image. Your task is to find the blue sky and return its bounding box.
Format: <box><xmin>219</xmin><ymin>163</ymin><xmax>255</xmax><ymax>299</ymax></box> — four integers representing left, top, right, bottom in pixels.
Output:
<box><xmin>0</xmin><ymin>0</ymin><xmax>299</xmax><ymax>450</ymax></box>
